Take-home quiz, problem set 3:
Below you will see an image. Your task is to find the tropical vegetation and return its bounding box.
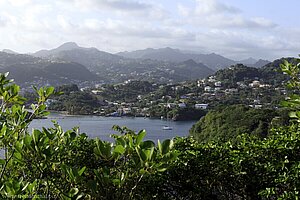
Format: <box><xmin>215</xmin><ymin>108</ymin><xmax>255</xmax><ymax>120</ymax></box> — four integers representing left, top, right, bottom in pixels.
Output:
<box><xmin>0</xmin><ymin>58</ymin><xmax>300</xmax><ymax>199</ymax></box>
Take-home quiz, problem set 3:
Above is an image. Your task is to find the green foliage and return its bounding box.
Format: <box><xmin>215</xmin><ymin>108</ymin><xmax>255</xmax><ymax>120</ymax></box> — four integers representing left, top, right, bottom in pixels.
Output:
<box><xmin>190</xmin><ymin>104</ymin><xmax>284</xmax><ymax>143</ymax></box>
<box><xmin>215</xmin><ymin>64</ymin><xmax>261</xmax><ymax>87</ymax></box>
<box><xmin>56</xmin><ymin>84</ymin><xmax>79</xmax><ymax>95</ymax></box>
<box><xmin>169</xmin><ymin>107</ymin><xmax>207</xmax><ymax>121</ymax></box>
<box><xmin>101</xmin><ymin>81</ymin><xmax>157</xmax><ymax>102</ymax></box>
<box><xmin>1</xmin><ymin>57</ymin><xmax>300</xmax><ymax>199</ymax></box>
<box><xmin>157</xmin><ymin>128</ymin><xmax>300</xmax><ymax>199</ymax></box>
<box><xmin>49</xmin><ymin>90</ymin><xmax>100</xmax><ymax>115</ymax></box>
<box><xmin>0</xmin><ymin>74</ymin><xmax>177</xmax><ymax>199</ymax></box>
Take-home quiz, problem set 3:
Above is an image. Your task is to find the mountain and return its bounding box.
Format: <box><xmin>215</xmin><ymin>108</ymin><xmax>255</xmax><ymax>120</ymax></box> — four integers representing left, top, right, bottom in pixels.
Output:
<box><xmin>172</xmin><ymin>59</ymin><xmax>214</xmax><ymax>80</ymax></box>
<box><xmin>34</xmin><ymin>42</ymin><xmax>82</xmax><ymax>57</ymax></box>
<box><xmin>118</xmin><ymin>47</ymin><xmax>191</xmax><ymax>62</ymax></box>
<box><xmin>190</xmin><ymin>53</ymin><xmax>236</xmax><ymax>71</ymax></box>
<box><xmin>0</xmin><ymin>52</ymin><xmax>98</xmax><ymax>87</ymax></box>
<box><xmin>238</xmin><ymin>57</ymin><xmax>257</xmax><ymax>65</ymax></box>
<box><xmin>238</xmin><ymin>58</ymin><xmax>271</xmax><ymax>68</ymax></box>
<box><xmin>32</xmin><ymin>43</ymin><xmax>216</xmax><ymax>83</ymax></box>
<box><xmin>118</xmin><ymin>47</ymin><xmax>236</xmax><ymax>71</ymax></box>
<box><xmin>34</xmin><ymin>42</ymin><xmax>125</xmax><ymax>73</ymax></box>
<box><xmin>252</xmin><ymin>59</ymin><xmax>271</xmax><ymax>68</ymax></box>
<box><xmin>2</xmin><ymin>49</ymin><xmax>19</xmax><ymax>54</ymax></box>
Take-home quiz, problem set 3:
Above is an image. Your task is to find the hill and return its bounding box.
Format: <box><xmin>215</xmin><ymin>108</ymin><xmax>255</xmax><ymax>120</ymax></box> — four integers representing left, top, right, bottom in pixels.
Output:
<box><xmin>118</xmin><ymin>47</ymin><xmax>236</xmax><ymax>70</ymax></box>
<box><xmin>0</xmin><ymin>52</ymin><xmax>98</xmax><ymax>88</ymax></box>
<box><xmin>171</xmin><ymin>59</ymin><xmax>214</xmax><ymax>80</ymax></box>
<box><xmin>214</xmin><ymin>58</ymin><xmax>293</xmax><ymax>86</ymax></box>
<box><xmin>32</xmin><ymin>43</ymin><xmax>216</xmax><ymax>83</ymax></box>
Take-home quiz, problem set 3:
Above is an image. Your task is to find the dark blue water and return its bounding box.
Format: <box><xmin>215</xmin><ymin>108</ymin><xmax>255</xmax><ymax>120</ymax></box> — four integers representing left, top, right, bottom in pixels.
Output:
<box><xmin>29</xmin><ymin>113</ymin><xmax>196</xmax><ymax>142</ymax></box>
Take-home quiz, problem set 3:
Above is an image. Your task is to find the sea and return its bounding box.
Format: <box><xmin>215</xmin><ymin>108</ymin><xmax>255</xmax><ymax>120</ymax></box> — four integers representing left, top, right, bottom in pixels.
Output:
<box><xmin>29</xmin><ymin>112</ymin><xmax>196</xmax><ymax>142</ymax></box>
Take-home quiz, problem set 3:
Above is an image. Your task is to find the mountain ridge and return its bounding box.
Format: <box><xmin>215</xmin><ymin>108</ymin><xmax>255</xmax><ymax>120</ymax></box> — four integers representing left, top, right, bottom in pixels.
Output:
<box><xmin>117</xmin><ymin>47</ymin><xmax>236</xmax><ymax>71</ymax></box>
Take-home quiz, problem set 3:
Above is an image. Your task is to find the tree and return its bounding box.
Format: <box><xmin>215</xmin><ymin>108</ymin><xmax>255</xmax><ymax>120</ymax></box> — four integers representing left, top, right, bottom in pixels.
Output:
<box><xmin>0</xmin><ymin>73</ymin><xmax>177</xmax><ymax>199</ymax></box>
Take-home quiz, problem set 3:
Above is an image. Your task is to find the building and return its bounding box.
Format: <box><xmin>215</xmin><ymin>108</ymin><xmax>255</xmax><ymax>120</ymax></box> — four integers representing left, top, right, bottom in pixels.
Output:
<box><xmin>204</xmin><ymin>86</ymin><xmax>213</xmax><ymax>92</ymax></box>
<box><xmin>195</xmin><ymin>103</ymin><xmax>209</xmax><ymax>109</ymax></box>
<box><xmin>214</xmin><ymin>81</ymin><xmax>222</xmax><ymax>87</ymax></box>
<box><xmin>178</xmin><ymin>103</ymin><xmax>186</xmax><ymax>108</ymax></box>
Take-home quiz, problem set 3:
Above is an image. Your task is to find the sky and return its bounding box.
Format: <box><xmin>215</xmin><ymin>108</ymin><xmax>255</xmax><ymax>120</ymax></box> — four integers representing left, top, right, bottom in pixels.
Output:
<box><xmin>0</xmin><ymin>0</ymin><xmax>299</xmax><ymax>60</ymax></box>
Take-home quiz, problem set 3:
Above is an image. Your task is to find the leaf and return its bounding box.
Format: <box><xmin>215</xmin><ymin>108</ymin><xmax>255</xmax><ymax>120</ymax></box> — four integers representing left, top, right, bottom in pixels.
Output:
<box><xmin>161</xmin><ymin>139</ymin><xmax>173</xmax><ymax>155</ymax></box>
<box><xmin>114</xmin><ymin>145</ymin><xmax>125</xmax><ymax>154</ymax></box>
<box><xmin>0</xmin><ymin>159</ymin><xmax>5</xmax><ymax>165</ymax></box>
<box><xmin>32</xmin><ymin>129</ymin><xmax>41</xmax><ymax>144</ymax></box>
<box><xmin>4</xmin><ymin>72</ymin><xmax>9</xmax><ymax>77</ymax></box>
<box><xmin>15</xmin><ymin>141</ymin><xmax>23</xmax><ymax>153</ymax></box>
<box><xmin>158</xmin><ymin>140</ymin><xmax>162</xmax><ymax>154</ymax></box>
<box><xmin>136</xmin><ymin>129</ymin><xmax>146</xmax><ymax>145</ymax></box>
<box><xmin>78</xmin><ymin>166</ymin><xmax>86</xmax><ymax>176</ymax></box>
<box><xmin>69</xmin><ymin>188</ymin><xmax>79</xmax><ymax>196</ymax></box>
<box><xmin>141</xmin><ymin>140</ymin><xmax>155</xmax><ymax>149</ymax></box>
<box><xmin>143</xmin><ymin>148</ymin><xmax>154</xmax><ymax>161</ymax></box>
<box><xmin>14</xmin><ymin>152</ymin><xmax>22</xmax><ymax>161</ymax></box>
<box><xmin>23</xmin><ymin>135</ymin><xmax>32</xmax><ymax>147</ymax></box>
<box><xmin>46</xmin><ymin>86</ymin><xmax>55</xmax><ymax>97</ymax></box>
<box><xmin>157</xmin><ymin>164</ymin><xmax>169</xmax><ymax>172</ymax></box>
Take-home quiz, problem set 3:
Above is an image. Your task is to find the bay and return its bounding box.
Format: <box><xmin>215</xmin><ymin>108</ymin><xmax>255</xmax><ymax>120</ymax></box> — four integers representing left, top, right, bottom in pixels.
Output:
<box><xmin>29</xmin><ymin>112</ymin><xmax>196</xmax><ymax>142</ymax></box>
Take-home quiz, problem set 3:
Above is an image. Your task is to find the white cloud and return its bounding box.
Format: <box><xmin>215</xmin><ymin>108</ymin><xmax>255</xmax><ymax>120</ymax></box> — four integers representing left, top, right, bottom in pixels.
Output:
<box><xmin>178</xmin><ymin>0</ymin><xmax>276</xmax><ymax>29</ymax></box>
<box><xmin>0</xmin><ymin>0</ymin><xmax>297</xmax><ymax>60</ymax></box>
<box><xmin>195</xmin><ymin>0</ymin><xmax>241</xmax><ymax>15</ymax></box>
<box><xmin>7</xmin><ymin>0</ymin><xmax>32</xmax><ymax>7</ymax></box>
<box><xmin>57</xmin><ymin>15</ymin><xmax>77</xmax><ymax>31</ymax></box>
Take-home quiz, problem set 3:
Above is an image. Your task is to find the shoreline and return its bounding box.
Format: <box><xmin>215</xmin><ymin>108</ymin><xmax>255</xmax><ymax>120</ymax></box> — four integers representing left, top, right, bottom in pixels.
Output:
<box><xmin>44</xmin><ymin>110</ymin><xmax>198</xmax><ymax>122</ymax></box>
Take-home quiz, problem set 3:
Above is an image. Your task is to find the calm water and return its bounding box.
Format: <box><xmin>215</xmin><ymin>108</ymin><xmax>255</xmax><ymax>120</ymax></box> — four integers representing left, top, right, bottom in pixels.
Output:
<box><xmin>29</xmin><ymin>112</ymin><xmax>196</xmax><ymax>142</ymax></box>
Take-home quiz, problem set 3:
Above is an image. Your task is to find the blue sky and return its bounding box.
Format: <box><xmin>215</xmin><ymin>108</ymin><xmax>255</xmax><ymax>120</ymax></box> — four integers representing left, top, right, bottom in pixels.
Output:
<box><xmin>0</xmin><ymin>0</ymin><xmax>299</xmax><ymax>60</ymax></box>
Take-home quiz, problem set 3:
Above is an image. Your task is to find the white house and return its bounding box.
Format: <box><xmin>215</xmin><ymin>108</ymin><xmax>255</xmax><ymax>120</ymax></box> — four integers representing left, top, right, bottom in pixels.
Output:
<box><xmin>214</xmin><ymin>81</ymin><xmax>222</xmax><ymax>87</ymax></box>
<box><xmin>204</xmin><ymin>86</ymin><xmax>213</xmax><ymax>92</ymax></box>
<box><xmin>249</xmin><ymin>80</ymin><xmax>260</xmax><ymax>87</ymax></box>
<box><xmin>178</xmin><ymin>103</ymin><xmax>186</xmax><ymax>108</ymax></box>
<box><xmin>195</xmin><ymin>103</ymin><xmax>209</xmax><ymax>109</ymax></box>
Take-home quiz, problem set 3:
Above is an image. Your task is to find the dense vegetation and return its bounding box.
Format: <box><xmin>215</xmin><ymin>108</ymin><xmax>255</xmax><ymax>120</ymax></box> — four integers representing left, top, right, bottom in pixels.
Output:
<box><xmin>100</xmin><ymin>81</ymin><xmax>157</xmax><ymax>102</ymax></box>
<box><xmin>1</xmin><ymin>59</ymin><xmax>300</xmax><ymax>199</ymax></box>
<box><xmin>48</xmin><ymin>84</ymin><xmax>101</xmax><ymax>115</ymax></box>
<box><xmin>190</xmin><ymin>105</ymin><xmax>289</xmax><ymax>142</ymax></box>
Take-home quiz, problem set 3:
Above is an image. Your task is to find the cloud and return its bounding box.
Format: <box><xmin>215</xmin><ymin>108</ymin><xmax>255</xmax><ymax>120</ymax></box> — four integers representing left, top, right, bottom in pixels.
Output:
<box><xmin>86</xmin><ymin>0</ymin><xmax>151</xmax><ymax>11</ymax></box>
<box><xmin>57</xmin><ymin>15</ymin><xmax>77</xmax><ymax>31</ymax></box>
<box><xmin>7</xmin><ymin>0</ymin><xmax>32</xmax><ymax>7</ymax></box>
<box><xmin>0</xmin><ymin>0</ymin><xmax>297</xmax><ymax>60</ymax></box>
<box><xmin>60</xmin><ymin>0</ymin><xmax>169</xmax><ymax>20</ymax></box>
<box><xmin>195</xmin><ymin>0</ymin><xmax>241</xmax><ymax>15</ymax></box>
<box><xmin>66</xmin><ymin>0</ymin><xmax>152</xmax><ymax>13</ymax></box>
<box><xmin>178</xmin><ymin>0</ymin><xmax>276</xmax><ymax>29</ymax></box>
<box><xmin>81</xmin><ymin>18</ymin><xmax>194</xmax><ymax>40</ymax></box>
<box><xmin>0</xmin><ymin>15</ymin><xmax>8</xmax><ymax>27</ymax></box>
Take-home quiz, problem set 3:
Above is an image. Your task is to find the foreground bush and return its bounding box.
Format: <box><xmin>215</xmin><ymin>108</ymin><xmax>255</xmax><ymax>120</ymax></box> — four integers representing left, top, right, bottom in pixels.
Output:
<box><xmin>0</xmin><ymin>73</ymin><xmax>177</xmax><ymax>199</ymax></box>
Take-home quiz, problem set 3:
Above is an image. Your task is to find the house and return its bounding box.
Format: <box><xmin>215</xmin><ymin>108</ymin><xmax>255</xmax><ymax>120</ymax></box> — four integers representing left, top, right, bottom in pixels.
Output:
<box><xmin>249</xmin><ymin>80</ymin><xmax>260</xmax><ymax>87</ymax></box>
<box><xmin>208</xmin><ymin>76</ymin><xmax>216</xmax><ymax>82</ymax></box>
<box><xmin>123</xmin><ymin>107</ymin><xmax>132</xmax><ymax>114</ymax></box>
<box><xmin>204</xmin><ymin>86</ymin><xmax>213</xmax><ymax>92</ymax></box>
<box><xmin>214</xmin><ymin>81</ymin><xmax>222</xmax><ymax>87</ymax></box>
<box><xmin>180</xmin><ymin>95</ymin><xmax>188</xmax><ymax>99</ymax></box>
<box><xmin>178</xmin><ymin>103</ymin><xmax>186</xmax><ymax>108</ymax></box>
<box><xmin>167</xmin><ymin>103</ymin><xmax>177</xmax><ymax>108</ymax></box>
<box><xmin>91</xmin><ymin>90</ymin><xmax>101</xmax><ymax>95</ymax></box>
<box><xmin>195</xmin><ymin>103</ymin><xmax>209</xmax><ymax>109</ymax></box>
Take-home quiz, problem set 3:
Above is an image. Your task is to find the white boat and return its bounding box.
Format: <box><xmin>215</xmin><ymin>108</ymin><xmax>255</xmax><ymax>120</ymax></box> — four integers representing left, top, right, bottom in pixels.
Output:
<box><xmin>162</xmin><ymin>126</ymin><xmax>173</xmax><ymax>130</ymax></box>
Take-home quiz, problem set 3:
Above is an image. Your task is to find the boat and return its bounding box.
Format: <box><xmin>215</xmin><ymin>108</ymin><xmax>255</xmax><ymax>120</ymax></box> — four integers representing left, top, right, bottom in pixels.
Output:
<box><xmin>162</xmin><ymin>126</ymin><xmax>173</xmax><ymax>130</ymax></box>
